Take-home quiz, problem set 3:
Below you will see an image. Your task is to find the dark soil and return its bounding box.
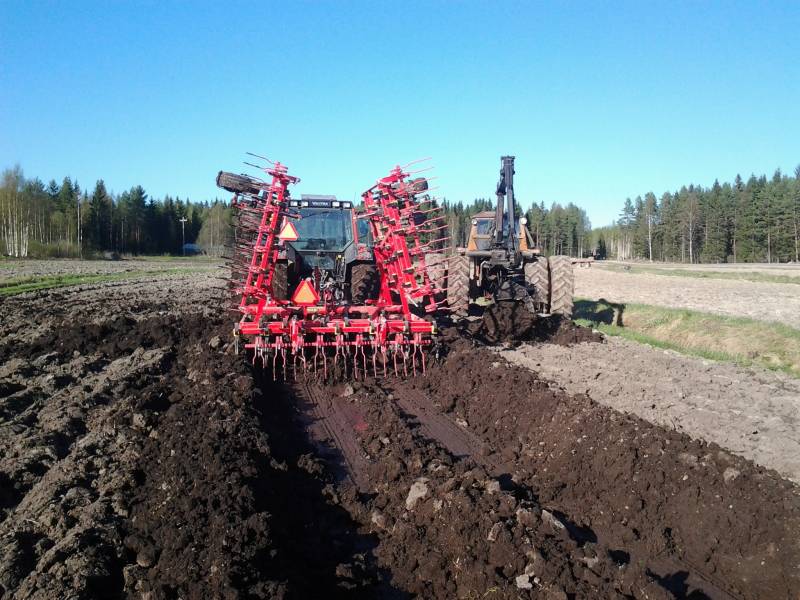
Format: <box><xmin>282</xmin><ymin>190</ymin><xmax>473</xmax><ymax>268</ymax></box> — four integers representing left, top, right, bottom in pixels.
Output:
<box><xmin>1</xmin><ymin>278</ymin><xmax>797</xmax><ymax>600</ymax></box>
<box><xmin>461</xmin><ymin>302</ymin><xmax>603</xmax><ymax>346</ymax></box>
<box><xmin>401</xmin><ymin>346</ymin><xmax>800</xmax><ymax>599</ymax></box>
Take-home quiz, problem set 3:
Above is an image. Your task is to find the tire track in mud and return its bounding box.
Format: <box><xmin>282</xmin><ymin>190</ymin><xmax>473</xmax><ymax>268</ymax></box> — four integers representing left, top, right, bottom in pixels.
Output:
<box><xmin>291</xmin><ymin>380</ymin><xmax>372</xmax><ymax>492</ymax></box>
<box><xmin>384</xmin><ymin>384</ymin><xmax>494</xmax><ymax>464</ymax></box>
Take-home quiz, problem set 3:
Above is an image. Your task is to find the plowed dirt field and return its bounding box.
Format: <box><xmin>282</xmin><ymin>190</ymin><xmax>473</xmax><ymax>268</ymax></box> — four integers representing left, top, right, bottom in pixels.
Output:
<box><xmin>1</xmin><ymin>264</ymin><xmax>797</xmax><ymax>599</ymax></box>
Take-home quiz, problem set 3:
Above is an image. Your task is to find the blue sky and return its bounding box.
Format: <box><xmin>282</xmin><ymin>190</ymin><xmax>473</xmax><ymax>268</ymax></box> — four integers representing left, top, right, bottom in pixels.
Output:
<box><xmin>1</xmin><ymin>1</ymin><xmax>798</xmax><ymax>227</ymax></box>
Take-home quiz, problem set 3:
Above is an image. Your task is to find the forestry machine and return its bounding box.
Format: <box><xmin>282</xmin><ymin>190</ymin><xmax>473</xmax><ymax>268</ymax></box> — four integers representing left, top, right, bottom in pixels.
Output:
<box><xmin>441</xmin><ymin>156</ymin><xmax>574</xmax><ymax>318</ymax></box>
<box><xmin>216</xmin><ymin>159</ymin><xmax>448</xmax><ymax>379</ymax></box>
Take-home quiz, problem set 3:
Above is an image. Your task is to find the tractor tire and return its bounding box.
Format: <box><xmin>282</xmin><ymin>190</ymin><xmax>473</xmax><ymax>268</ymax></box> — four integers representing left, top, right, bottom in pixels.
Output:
<box><xmin>446</xmin><ymin>255</ymin><xmax>471</xmax><ymax>318</ymax></box>
<box><xmin>216</xmin><ymin>171</ymin><xmax>262</xmax><ymax>196</ymax></box>
<box><xmin>423</xmin><ymin>253</ymin><xmax>447</xmax><ymax>294</ymax></box>
<box><xmin>350</xmin><ymin>263</ymin><xmax>379</xmax><ymax>304</ymax></box>
<box><xmin>272</xmin><ymin>262</ymin><xmax>288</xmax><ymax>301</ymax></box>
<box><xmin>524</xmin><ymin>258</ymin><xmax>549</xmax><ymax>312</ymax></box>
<box><xmin>548</xmin><ymin>255</ymin><xmax>574</xmax><ymax>319</ymax></box>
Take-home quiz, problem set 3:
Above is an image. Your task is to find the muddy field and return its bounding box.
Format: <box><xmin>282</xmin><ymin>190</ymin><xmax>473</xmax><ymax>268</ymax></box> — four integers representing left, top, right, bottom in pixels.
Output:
<box><xmin>1</xmin><ymin>268</ymin><xmax>799</xmax><ymax>599</ymax></box>
<box><xmin>576</xmin><ymin>263</ymin><xmax>800</xmax><ymax>328</ymax></box>
<box><xmin>0</xmin><ymin>258</ymin><xmax>216</xmax><ymax>280</ymax></box>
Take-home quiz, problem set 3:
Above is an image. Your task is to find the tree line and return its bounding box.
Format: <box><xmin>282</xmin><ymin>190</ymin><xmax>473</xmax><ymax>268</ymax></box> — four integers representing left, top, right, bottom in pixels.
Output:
<box><xmin>1</xmin><ymin>166</ymin><xmax>230</xmax><ymax>258</ymax></box>
<box><xmin>2</xmin><ymin>164</ymin><xmax>595</xmax><ymax>259</ymax></box>
<box><xmin>595</xmin><ymin>166</ymin><xmax>800</xmax><ymax>263</ymax></box>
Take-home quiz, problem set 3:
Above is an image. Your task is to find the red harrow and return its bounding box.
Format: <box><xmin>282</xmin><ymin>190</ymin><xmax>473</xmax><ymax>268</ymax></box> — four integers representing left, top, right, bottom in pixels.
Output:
<box><xmin>219</xmin><ymin>160</ymin><xmax>449</xmax><ymax>379</ymax></box>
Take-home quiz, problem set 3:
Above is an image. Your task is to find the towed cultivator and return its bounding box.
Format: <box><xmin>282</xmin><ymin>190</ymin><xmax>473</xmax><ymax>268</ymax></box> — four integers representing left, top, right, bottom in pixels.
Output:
<box><xmin>218</xmin><ymin>160</ymin><xmax>448</xmax><ymax>379</ymax></box>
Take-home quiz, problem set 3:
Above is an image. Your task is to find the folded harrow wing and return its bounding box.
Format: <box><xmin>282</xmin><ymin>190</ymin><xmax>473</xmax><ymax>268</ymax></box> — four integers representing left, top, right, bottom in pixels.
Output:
<box><xmin>217</xmin><ymin>160</ymin><xmax>449</xmax><ymax>379</ymax></box>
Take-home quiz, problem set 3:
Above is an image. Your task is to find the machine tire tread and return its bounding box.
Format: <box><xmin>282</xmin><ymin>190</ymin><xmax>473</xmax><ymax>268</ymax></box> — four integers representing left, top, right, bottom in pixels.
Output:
<box><xmin>524</xmin><ymin>258</ymin><xmax>549</xmax><ymax>311</ymax></box>
<box><xmin>350</xmin><ymin>263</ymin><xmax>379</xmax><ymax>304</ymax></box>
<box><xmin>446</xmin><ymin>255</ymin><xmax>471</xmax><ymax>317</ymax></box>
<box><xmin>272</xmin><ymin>262</ymin><xmax>288</xmax><ymax>301</ymax></box>
<box><xmin>548</xmin><ymin>255</ymin><xmax>574</xmax><ymax>318</ymax></box>
<box><xmin>423</xmin><ymin>253</ymin><xmax>447</xmax><ymax>298</ymax></box>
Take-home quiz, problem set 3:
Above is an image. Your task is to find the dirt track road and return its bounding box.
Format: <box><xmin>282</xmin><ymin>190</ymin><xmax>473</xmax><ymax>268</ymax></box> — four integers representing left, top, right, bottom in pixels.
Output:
<box><xmin>576</xmin><ymin>264</ymin><xmax>800</xmax><ymax>327</ymax></box>
<box><xmin>1</xmin><ymin>264</ymin><xmax>798</xmax><ymax>599</ymax></box>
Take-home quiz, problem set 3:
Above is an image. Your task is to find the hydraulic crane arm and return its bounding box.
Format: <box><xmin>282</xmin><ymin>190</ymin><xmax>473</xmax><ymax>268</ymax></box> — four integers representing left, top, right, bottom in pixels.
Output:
<box><xmin>493</xmin><ymin>155</ymin><xmax>519</xmax><ymax>255</ymax></box>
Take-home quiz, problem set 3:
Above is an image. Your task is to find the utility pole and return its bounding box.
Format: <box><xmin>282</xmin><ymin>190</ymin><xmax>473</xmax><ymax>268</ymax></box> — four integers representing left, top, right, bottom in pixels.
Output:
<box><xmin>77</xmin><ymin>193</ymin><xmax>83</xmax><ymax>259</ymax></box>
<box><xmin>179</xmin><ymin>217</ymin><xmax>187</xmax><ymax>256</ymax></box>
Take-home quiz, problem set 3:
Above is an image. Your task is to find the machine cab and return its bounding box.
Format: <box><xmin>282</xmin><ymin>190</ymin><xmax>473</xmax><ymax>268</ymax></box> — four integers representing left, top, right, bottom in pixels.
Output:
<box><xmin>466</xmin><ymin>211</ymin><xmax>534</xmax><ymax>253</ymax></box>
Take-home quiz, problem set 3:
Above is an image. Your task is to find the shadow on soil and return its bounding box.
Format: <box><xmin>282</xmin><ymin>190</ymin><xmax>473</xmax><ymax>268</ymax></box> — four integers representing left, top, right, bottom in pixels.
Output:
<box><xmin>574</xmin><ymin>298</ymin><xmax>626</xmax><ymax>326</ymax></box>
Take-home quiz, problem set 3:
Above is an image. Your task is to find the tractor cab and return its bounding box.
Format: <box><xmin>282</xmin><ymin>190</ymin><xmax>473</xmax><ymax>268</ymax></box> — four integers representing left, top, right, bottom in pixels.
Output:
<box><xmin>282</xmin><ymin>195</ymin><xmax>374</xmax><ymax>302</ymax></box>
<box><xmin>466</xmin><ymin>210</ymin><xmax>535</xmax><ymax>253</ymax></box>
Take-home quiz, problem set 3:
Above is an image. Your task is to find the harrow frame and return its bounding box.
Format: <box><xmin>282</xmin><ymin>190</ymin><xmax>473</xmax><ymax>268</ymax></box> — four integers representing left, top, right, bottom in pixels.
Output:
<box><xmin>224</xmin><ymin>160</ymin><xmax>449</xmax><ymax>379</ymax></box>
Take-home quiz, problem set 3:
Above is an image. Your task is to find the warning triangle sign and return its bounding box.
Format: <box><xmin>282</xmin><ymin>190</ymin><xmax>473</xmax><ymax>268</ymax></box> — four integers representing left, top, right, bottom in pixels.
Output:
<box><xmin>278</xmin><ymin>221</ymin><xmax>299</xmax><ymax>242</ymax></box>
<box><xmin>292</xmin><ymin>279</ymin><xmax>319</xmax><ymax>306</ymax></box>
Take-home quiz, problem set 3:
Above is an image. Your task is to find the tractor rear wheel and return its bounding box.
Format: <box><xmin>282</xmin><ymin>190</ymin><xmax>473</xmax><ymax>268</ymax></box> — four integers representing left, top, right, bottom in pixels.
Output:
<box><xmin>423</xmin><ymin>253</ymin><xmax>447</xmax><ymax>298</ymax></box>
<box><xmin>548</xmin><ymin>255</ymin><xmax>574</xmax><ymax>319</ymax></box>
<box><xmin>272</xmin><ymin>262</ymin><xmax>288</xmax><ymax>301</ymax></box>
<box><xmin>446</xmin><ymin>255</ymin><xmax>471</xmax><ymax>317</ymax></box>
<box><xmin>350</xmin><ymin>263</ymin><xmax>379</xmax><ymax>304</ymax></box>
<box><xmin>524</xmin><ymin>258</ymin><xmax>549</xmax><ymax>312</ymax></box>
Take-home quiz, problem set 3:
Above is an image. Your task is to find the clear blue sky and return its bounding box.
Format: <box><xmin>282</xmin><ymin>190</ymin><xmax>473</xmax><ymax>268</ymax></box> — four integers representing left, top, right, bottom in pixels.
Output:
<box><xmin>1</xmin><ymin>1</ymin><xmax>798</xmax><ymax>227</ymax></box>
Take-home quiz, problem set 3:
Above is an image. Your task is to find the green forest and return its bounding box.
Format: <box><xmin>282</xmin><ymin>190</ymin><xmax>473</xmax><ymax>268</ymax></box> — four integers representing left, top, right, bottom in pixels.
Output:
<box><xmin>596</xmin><ymin>166</ymin><xmax>800</xmax><ymax>263</ymax></box>
<box><xmin>0</xmin><ymin>166</ymin><xmax>229</xmax><ymax>258</ymax></box>
<box><xmin>6</xmin><ymin>163</ymin><xmax>797</xmax><ymax>263</ymax></box>
<box><xmin>1</xmin><ymin>165</ymin><xmax>593</xmax><ymax>260</ymax></box>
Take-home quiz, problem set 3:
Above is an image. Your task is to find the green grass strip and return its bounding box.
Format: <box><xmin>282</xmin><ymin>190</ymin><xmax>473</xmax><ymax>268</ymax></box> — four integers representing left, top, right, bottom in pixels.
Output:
<box><xmin>574</xmin><ymin>298</ymin><xmax>800</xmax><ymax>378</ymax></box>
<box><xmin>0</xmin><ymin>267</ymin><xmax>215</xmax><ymax>296</ymax></box>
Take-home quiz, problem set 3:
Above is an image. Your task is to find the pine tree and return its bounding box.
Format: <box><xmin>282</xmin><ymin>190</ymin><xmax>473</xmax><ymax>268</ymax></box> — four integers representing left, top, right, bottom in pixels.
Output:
<box><xmin>89</xmin><ymin>180</ymin><xmax>110</xmax><ymax>250</ymax></box>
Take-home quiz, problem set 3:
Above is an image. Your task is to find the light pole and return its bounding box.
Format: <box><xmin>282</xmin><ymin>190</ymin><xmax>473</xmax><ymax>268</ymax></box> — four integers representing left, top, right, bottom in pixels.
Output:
<box><xmin>179</xmin><ymin>217</ymin><xmax>187</xmax><ymax>256</ymax></box>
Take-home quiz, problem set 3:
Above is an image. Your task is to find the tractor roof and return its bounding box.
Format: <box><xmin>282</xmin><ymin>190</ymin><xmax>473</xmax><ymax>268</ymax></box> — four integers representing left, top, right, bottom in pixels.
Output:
<box><xmin>289</xmin><ymin>194</ymin><xmax>352</xmax><ymax>209</ymax></box>
<box><xmin>301</xmin><ymin>194</ymin><xmax>338</xmax><ymax>201</ymax></box>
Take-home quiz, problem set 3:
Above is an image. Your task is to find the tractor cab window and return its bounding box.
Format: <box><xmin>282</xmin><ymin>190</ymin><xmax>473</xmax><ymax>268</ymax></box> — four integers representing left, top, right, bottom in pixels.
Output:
<box><xmin>356</xmin><ymin>218</ymin><xmax>373</xmax><ymax>245</ymax></box>
<box><xmin>475</xmin><ymin>218</ymin><xmax>493</xmax><ymax>235</ymax></box>
<box><xmin>293</xmin><ymin>208</ymin><xmax>353</xmax><ymax>252</ymax></box>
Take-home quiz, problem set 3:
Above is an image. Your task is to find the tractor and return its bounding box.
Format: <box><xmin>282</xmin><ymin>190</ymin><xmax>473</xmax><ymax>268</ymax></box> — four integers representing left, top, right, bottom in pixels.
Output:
<box><xmin>216</xmin><ymin>163</ymin><xmax>447</xmax><ymax>379</ymax></box>
<box><xmin>439</xmin><ymin>156</ymin><xmax>574</xmax><ymax>319</ymax></box>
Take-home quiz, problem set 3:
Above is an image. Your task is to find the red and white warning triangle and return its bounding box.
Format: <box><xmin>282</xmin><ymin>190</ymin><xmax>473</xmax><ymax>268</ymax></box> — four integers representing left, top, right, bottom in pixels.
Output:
<box><xmin>278</xmin><ymin>220</ymin><xmax>299</xmax><ymax>241</ymax></box>
<box><xmin>292</xmin><ymin>279</ymin><xmax>319</xmax><ymax>305</ymax></box>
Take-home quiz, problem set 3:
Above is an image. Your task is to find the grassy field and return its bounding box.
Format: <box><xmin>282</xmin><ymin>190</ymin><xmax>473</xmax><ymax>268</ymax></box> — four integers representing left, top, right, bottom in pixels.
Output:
<box><xmin>575</xmin><ymin>298</ymin><xmax>800</xmax><ymax>378</ymax></box>
<box><xmin>597</xmin><ymin>263</ymin><xmax>800</xmax><ymax>285</ymax></box>
<box><xmin>0</xmin><ymin>266</ymin><xmax>215</xmax><ymax>296</ymax></box>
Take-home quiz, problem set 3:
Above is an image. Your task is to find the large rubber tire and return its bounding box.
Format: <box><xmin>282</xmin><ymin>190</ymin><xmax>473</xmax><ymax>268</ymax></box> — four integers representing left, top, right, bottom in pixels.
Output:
<box><xmin>524</xmin><ymin>258</ymin><xmax>549</xmax><ymax>312</ymax></box>
<box><xmin>548</xmin><ymin>255</ymin><xmax>574</xmax><ymax>319</ymax></box>
<box><xmin>423</xmin><ymin>253</ymin><xmax>447</xmax><ymax>295</ymax></box>
<box><xmin>350</xmin><ymin>263</ymin><xmax>379</xmax><ymax>304</ymax></box>
<box><xmin>216</xmin><ymin>171</ymin><xmax>261</xmax><ymax>196</ymax></box>
<box><xmin>446</xmin><ymin>255</ymin><xmax>471</xmax><ymax>317</ymax></box>
<box><xmin>271</xmin><ymin>262</ymin><xmax>288</xmax><ymax>301</ymax></box>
